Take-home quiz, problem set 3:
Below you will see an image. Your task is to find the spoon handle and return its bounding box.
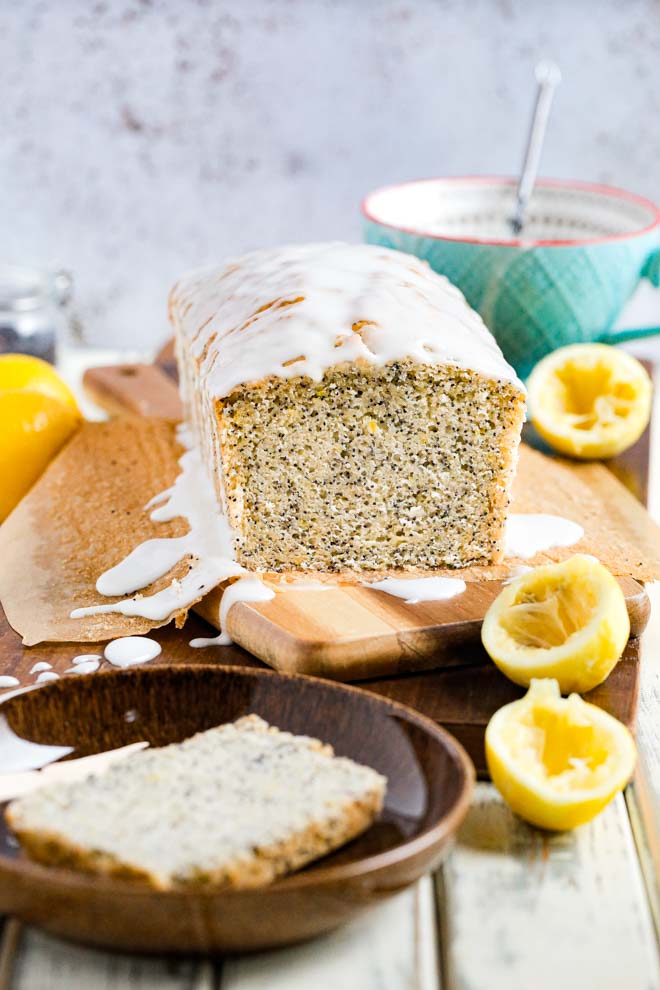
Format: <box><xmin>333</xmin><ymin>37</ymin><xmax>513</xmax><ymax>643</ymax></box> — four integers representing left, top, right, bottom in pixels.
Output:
<box><xmin>511</xmin><ymin>60</ymin><xmax>562</xmax><ymax>236</ymax></box>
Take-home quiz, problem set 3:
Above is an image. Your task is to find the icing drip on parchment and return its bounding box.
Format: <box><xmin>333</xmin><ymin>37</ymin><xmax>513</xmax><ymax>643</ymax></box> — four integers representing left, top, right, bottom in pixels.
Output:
<box><xmin>70</xmin><ymin>431</ymin><xmax>253</xmax><ymax>632</ymax></box>
<box><xmin>70</xmin><ymin>426</ymin><xmax>274</xmax><ymax>646</ymax></box>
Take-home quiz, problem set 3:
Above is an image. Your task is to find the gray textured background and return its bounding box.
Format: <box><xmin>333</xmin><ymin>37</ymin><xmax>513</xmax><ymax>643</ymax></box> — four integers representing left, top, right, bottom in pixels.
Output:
<box><xmin>2</xmin><ymin>0</ymin><xmax>660</xmax><ymax>347</ymax></box>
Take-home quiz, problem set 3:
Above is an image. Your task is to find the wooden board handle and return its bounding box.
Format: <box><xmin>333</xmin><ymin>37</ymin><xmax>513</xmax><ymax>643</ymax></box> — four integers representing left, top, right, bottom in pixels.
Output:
<box><xmin>83</xmin><ymin>364</ymin><xmax>182</xmax><ymax>420</ymax></box>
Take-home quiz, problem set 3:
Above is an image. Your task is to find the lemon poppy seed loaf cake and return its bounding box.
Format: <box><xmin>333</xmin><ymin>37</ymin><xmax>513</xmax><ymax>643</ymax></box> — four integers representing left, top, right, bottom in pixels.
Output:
<box><xmin>170</xmin><ymin>243</ymin><xmax>526</xmax><ymax>573</ymax></box>
<box><xmin>7</xmin><ymin>715</ymin><xmax>386</xmax><ymax>890</ymax></box>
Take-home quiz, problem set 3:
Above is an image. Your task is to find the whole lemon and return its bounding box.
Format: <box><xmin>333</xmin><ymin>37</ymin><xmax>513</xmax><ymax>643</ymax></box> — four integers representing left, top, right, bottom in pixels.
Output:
<box><xmin>0</xmin><ymin>355</ymin><xmax>81</xmax><ymax>522</ymax></box>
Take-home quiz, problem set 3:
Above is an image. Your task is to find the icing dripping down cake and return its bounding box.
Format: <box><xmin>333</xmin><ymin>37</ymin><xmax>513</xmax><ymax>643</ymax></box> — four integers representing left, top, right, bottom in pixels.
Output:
<box><xmin>169</xmin><ymin>243</ymin><xmax>526</xmax><ymax>573</ymax></box>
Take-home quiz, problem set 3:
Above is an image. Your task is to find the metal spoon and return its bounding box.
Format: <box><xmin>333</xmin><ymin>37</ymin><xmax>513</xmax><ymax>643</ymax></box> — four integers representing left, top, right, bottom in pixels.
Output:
<box><xmin>510</xmin><ymin>59</ymin><xmax>562</xmax><ymax>236</ymax></box>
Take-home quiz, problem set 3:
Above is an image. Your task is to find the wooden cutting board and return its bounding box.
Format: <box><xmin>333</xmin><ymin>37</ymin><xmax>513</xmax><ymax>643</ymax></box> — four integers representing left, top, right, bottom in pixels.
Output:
<box><xmin>0</xmin><ymin>346</ymin><xmax>648</xmax><ymax>775</ymax></box>
<box><xmin>81</xmin><ymin>355</ymin><xmax>652</xmax><ymax>681</ymax></box>
<box><xmin>0</xmin><ymin>603</ymin><xmax>643</xmax><ymax>778</ymax></box>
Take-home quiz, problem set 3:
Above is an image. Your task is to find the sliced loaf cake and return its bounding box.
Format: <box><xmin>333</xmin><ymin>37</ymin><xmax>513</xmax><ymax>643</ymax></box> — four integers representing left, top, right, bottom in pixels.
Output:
<box><xmin>6</xmin><ymin>715</ymin><xmax>386</xmax><ymax>890</ymax></box>
<box><xmin>170</xmin><ymin>243</ymin><xmax>526</xmax><ymax>573</ymax></box>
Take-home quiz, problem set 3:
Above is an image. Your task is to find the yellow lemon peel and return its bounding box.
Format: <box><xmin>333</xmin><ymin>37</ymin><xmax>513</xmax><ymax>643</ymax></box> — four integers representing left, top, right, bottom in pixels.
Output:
<box><xmin>481</xmin><ymin>555</ymin><xmax>629</xmax><ymax>694</ymax></box>
<box><xmin>528</xmin><ymin>342</ymin><xmax>652</xmax><ymax>459</ymax></box>
<box><xmin>486</xmin><ymin>678</ymin><xmax>636</xmax><ymax>830</ymax></box>
<box><xmin>0</xmin><ymin>354</ymin><xmax>81</xmax><ymax>522</ymax></box>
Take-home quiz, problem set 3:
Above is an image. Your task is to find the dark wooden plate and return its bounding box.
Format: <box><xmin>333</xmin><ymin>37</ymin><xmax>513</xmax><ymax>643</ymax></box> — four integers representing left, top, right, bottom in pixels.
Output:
<box><xmin>0</xmin><ymin>665</ymin><xmax>474</xmax><ymax>953</ymax></box>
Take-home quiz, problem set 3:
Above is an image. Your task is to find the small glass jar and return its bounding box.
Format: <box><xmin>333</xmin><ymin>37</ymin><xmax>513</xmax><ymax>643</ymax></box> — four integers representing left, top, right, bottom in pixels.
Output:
<box><xmin>0</xmin><ymin>264</ymin><xmax>73</xmax><ymax>365</ymax></box>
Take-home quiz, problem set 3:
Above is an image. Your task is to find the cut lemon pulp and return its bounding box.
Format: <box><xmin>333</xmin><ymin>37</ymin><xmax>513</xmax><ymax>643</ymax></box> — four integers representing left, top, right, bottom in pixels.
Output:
<box><xmin>0</xmin><ymin>354</ymin><xmax>81</xmax><ymax>522</ymax></box>
<box><xmin>486</xmin><ymin>679</ymin><xmax>636</xmax><ymax>830</ymax></box>
<box><xmin>481</xmin><ymin>555</ymin><xmax>629</xmax><ymax>694</ymax></box>
<box><xmin>527</xmin><ymin>343</ymin><xmax>652</xmax><ymax>459</ymax></box>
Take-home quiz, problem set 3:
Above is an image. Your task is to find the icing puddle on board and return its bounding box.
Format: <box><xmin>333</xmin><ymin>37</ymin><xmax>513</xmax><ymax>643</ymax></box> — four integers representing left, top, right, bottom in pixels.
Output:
<box><xmin>65</xmin><ymin>659</ymin><xmax>101</xmax><ymax>675</ymax></box>
<box><xmin>504</xmin><ymin>514</ymin><xmax>584</xmax><ymax>560</ymax></box>
<box><xmin>104</xmin><ymin>636</ymin><xmax>162</xmax><ymax>668</ymax></box>
<box><xmin>366</xmin><ymin>576</ymin><xmax>467</xmax><ymax>605</ymax></box>
<box><xmin>29</xmin><ymin>662</ymin><xmax>52</xmax><ymax>675</ymax></box>
<box><xmin>64</xmin><ymin>654</ymin><xmax>103</xmax><ymax>675</ymax></box>
<box><xmin>190</xmin><ymin>577</ymin><xmax>275</xmax><ymax>647</ymax></box>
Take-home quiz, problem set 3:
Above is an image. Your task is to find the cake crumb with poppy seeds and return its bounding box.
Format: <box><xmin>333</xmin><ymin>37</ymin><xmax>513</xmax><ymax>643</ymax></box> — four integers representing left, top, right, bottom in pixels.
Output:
<box><xmin>6</xmin><ymin>715</ymin><xmax>386</xmax><ymax>890</ymax></box>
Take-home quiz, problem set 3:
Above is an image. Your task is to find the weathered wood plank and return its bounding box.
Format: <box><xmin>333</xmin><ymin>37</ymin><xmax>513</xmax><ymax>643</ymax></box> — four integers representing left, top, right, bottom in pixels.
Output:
<box><xmin>627</xmin><ymin>580</ymin><xmax>660</xmax><ymax>938</ymax></box>
<box><xmin>222</xmin><ymin>879</ymin><xmax>438</xmax><ymax>990</ymax></box>
<box><xmin>624</xmin><ymin>384</ymin><xmax>660</xmax><ymax>938</ymax></box>
<box><xmin>0</xmin><ymin>920</ymin><xmax>22</xmax><ymax>990</ymax></box>
<box><xmin>438</xmin><ymin>784</ymin><xmax>659</xmax><ymax>990</ymax></box>
<box><xmin>6</xmin><ymin>925</ymin><xmax>212</xmax><ymax>990</ymax></box>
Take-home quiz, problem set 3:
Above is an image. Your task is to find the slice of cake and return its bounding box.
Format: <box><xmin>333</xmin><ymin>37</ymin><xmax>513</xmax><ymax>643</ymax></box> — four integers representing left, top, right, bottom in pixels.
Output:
<box><xmin>170</xmin><ymin>243</ymin><xmax>526</xmax><ymax>573</ymax></box>
<box><xmin>6</xmin><ymin>715</ymin><xmax>386</xmax><ymax>890</ymax></box>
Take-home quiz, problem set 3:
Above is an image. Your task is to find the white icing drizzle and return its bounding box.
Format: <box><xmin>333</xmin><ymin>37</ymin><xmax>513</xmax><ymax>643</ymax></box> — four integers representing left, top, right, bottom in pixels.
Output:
<box><xmin>71</xmin><ymin>434</ymin><xmax>246</xmax><ymax>623</ymax></box>
<box><xmin>504</xmin><ymin>514</ymin><xmax>584</xmax><ymax>560</ymax></box>
<box><xmin>65</xmin><ymin>660</ymin><xmax>101</xmax><ymax>675</ymax></box>
<box><xmin>104</xmin><ymin>636</ymin><xmax>162</xmax><ymax>669</ymax></box>
<box><xmin>95</xmin><ymin>538</ymin><xmax>191</xmax><ymax>597</ymax></box>
<box><xmin>169</xmin><ymin>243</ymin><xmax>525</xmax><ymax>400</ymax></box>
<box><xmin>71</xmin><ymin>654</ymin><xmax>102</xmax><ymax>666</ymax></box>
<box><xmin>366</xmin><ymin>576</ymin><xmax>467</xmax><ymax>604</ymax></box>
<box><xmin>29</xmin><ymin>662</ymin><xmax>52</xmax><ymax>675</ymax></box>
<box><xmin>0</xmin><ymin>715</ymin><xmax>72</xmax><ymax>773</ymax></box>
<box><xmin>0</xmin><ymin>676</ymin><xmax>20</xmax><ymax>689</ymax></box>
<box><xmin>36</xmin><ymin>671</ymin><xmax>60</xmax><ymax>684</ymax></box>
<box><xmin>190</xmin><ymin>577</ymin><xmax>275</xmax><ymax>647</ymax></box>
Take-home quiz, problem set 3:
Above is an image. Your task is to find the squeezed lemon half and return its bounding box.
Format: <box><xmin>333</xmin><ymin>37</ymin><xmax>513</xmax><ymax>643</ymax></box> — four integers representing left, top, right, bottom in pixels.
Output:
<box><xmin>486</xmin><ymin>679</ymin><xmax>636</xmax><ymax>830</ymax></box>
<box><xmin>527</xmin><ymin>343</ymin><xmax>652</xmax><ymax>459</ymax></box>
<box><xmin>481</xmin><ymin>555</ymin><xmax>629</xmax><ymax>694</ymax></box>
<box><xmin>0</xmin><ymin>354</ymin><xmax>81</xmax><ymax>522</ymax></box>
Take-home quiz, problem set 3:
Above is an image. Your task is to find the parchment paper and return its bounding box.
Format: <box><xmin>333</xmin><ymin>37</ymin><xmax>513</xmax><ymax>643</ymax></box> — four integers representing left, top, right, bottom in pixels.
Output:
<box><xmin>0</xmin><ymin>418</ymin><xmax>194</xmax><ymax>645</ymax></box>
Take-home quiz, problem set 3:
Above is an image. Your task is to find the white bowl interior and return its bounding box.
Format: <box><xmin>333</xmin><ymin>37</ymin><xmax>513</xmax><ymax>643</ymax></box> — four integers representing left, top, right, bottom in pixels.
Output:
<box><xmin>365</xmin><ymin>179</ymin><xmax>657</xmax><ymax>244</ymax></box>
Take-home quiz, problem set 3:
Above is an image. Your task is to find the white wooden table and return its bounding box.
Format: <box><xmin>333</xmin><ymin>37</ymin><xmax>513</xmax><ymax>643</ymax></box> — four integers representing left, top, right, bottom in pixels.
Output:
<box><xmin>1</xmin><ymin>342</ymin><xmax>659</xmax><ymax>990</ymax></box>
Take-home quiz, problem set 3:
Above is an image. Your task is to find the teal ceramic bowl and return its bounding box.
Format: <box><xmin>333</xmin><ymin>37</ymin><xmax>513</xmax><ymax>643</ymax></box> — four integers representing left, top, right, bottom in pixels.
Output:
<box><xmin>363</xmin><ymin>177</ymin><xmax>660</xmax><ymax>378</ymax></box>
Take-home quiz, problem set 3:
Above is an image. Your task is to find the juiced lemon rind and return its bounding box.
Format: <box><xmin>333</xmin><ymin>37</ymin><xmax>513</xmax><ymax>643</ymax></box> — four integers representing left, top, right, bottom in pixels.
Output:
<box><xmin>486</xmin><ymin>679</ymin><xmax>636</xmax><ymax>830</ymax></box>
<box><xmin>528</xmin><ymin>343</ymin><xmax>652</xmax><ymax>460</ymax></box>
<box><xmin>481</xmin><ymin>555</ymin><xmax>630</xmax><ymax>695</ymax></box>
